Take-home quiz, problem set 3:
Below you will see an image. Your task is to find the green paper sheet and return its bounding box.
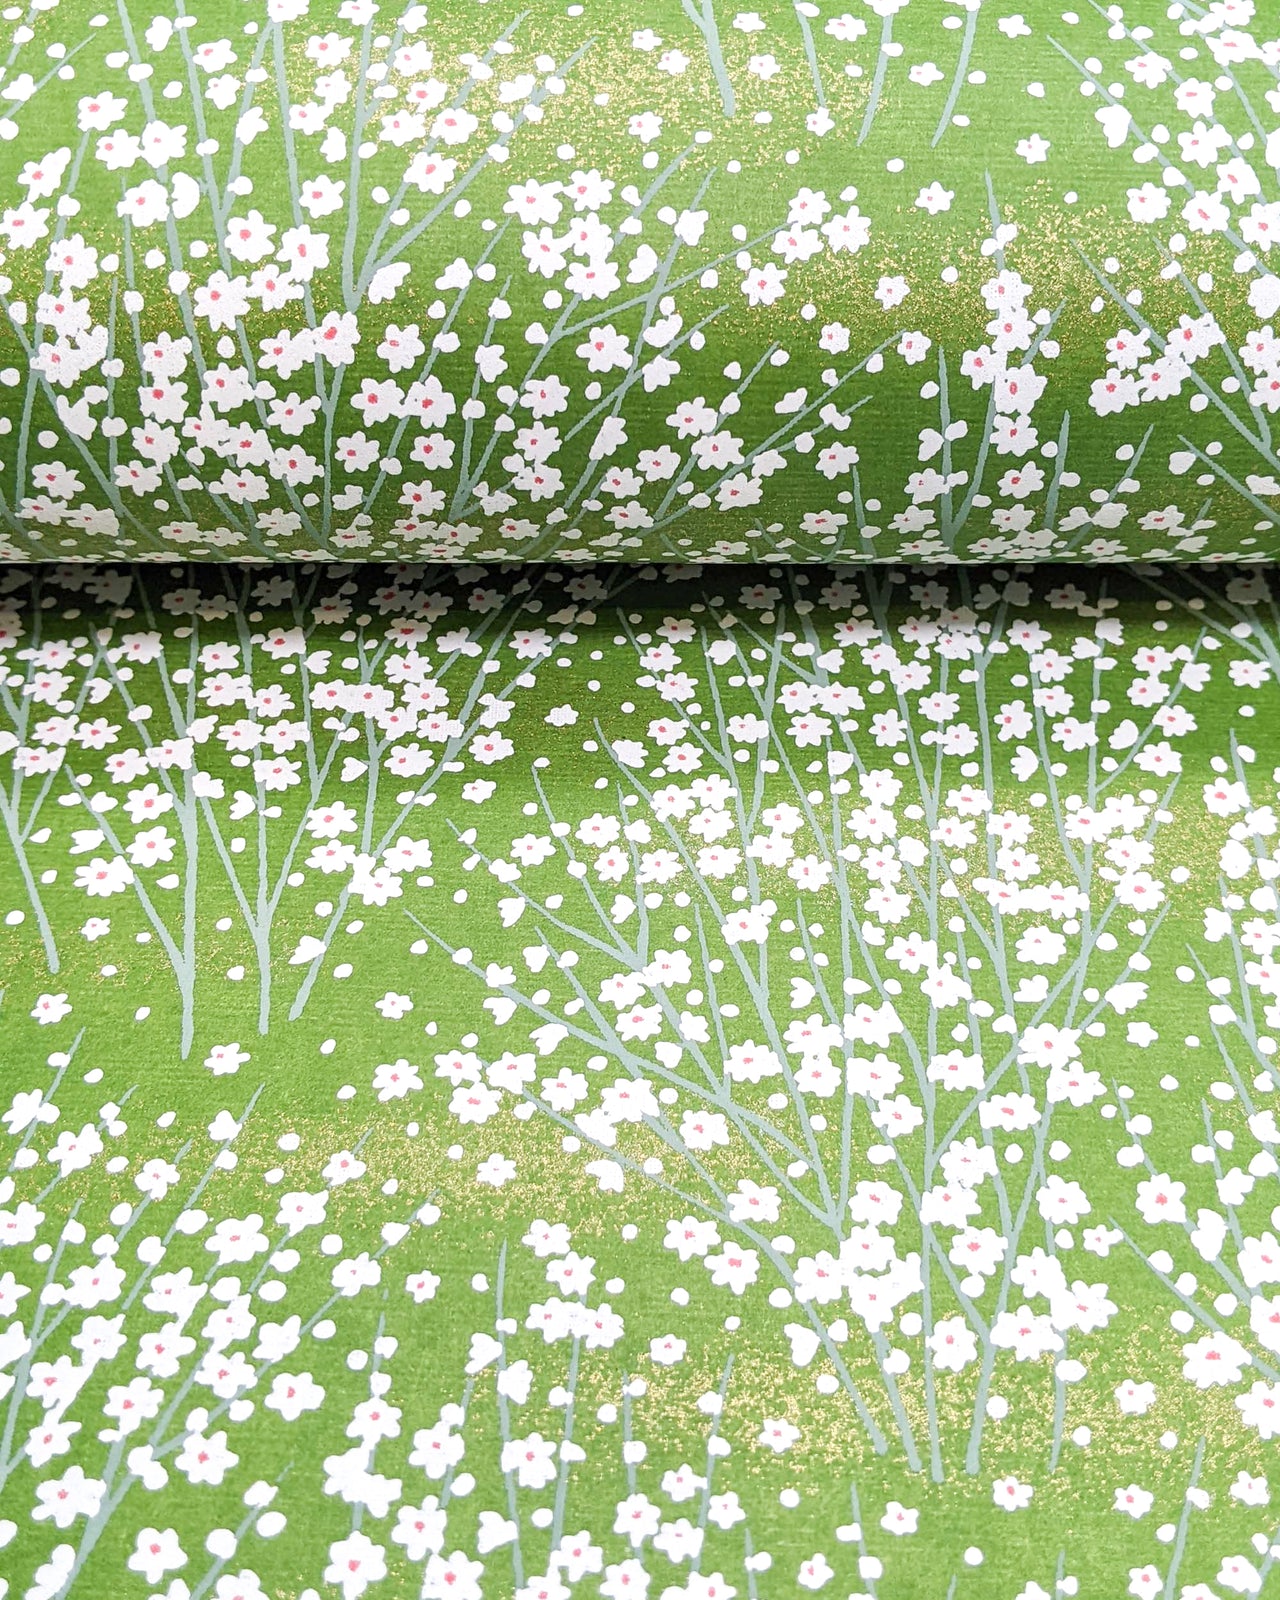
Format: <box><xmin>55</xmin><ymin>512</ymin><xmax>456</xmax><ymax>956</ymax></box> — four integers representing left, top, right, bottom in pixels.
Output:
<box><xmin>2</xmin><ymin>559</ymin><xmax>1280</xmax><ymax>1599</ymax></box>
<box><xmin>4</xmin><ymin>1</ymin><xmax>1280</xmax><ymax>561</ymax></box>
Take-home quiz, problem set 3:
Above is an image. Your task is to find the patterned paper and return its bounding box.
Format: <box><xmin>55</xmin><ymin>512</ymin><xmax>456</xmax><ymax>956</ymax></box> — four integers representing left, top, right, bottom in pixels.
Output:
<box><xmin>2</xmin><ymin>560</ymin><xmax>1280</xmax><ymax>1598</ymax></box>
<box><xmin>4</xmin><ymin>2</ymin><xmax>1280</xmax><ymax>561</ymax></box>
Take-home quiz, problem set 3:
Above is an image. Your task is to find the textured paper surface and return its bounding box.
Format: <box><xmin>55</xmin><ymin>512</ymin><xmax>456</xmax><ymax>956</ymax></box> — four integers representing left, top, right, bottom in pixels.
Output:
<box><xmin>4</xmin><ymin>2</ymin><xmax>1280</xmax><ymax>561</ymax></box>
<box><xmin>2</xmin><ymin>561</ymin><xmax>1280</xmax><ymax>1597</ymax></box>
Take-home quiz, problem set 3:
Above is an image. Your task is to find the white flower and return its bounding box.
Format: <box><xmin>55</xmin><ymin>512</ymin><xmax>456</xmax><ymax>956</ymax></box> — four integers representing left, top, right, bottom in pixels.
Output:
<box><xmin>375</xmin><ymin>991</ymin><xmax>414</xmax><ymax>1020</ymax></box>
<box><xmin>1114</xmin><ymin>1484</ymin><xmax>1154</xmax><ymax>1519</ymax></box>
<box><xmin>30</xmin><ymin>992</ymin><xmax>71</xmax><ymax>1025</ymax></box>
<box><xmin>476</xmin><ymin>1153</ymin><xmax>517</xmax><ymax>1187</ymax></box>
<box><xmin>741</xmin><ymin>262</ymin><xmax>788</xmax><ymax>307</ymax></box>
<box><xmin>758</xmin><ymin>1418</ymin><xmax>800</xmax><ymax>1453</ymax></box>
<box><xmin>1135</xmin><ymin>1173</ymin><xmax>1187</xmax><ymax>1225</ymax></box>
<box><xmin>798</xmin><ymin>1552</ymin><xmax>834</xmax><ymax>1589</ymax></box>
<box><xmin>1217</xmin><ymin>1556</ymin><xmax>1264</xmax><ymax>1596</ymax></box>
<box><xmin>875</xmin><ymin>274</ymin><xmax>910</xmax><ymax>309</ymax></box>
<box><xmin>928</xmin><ymin>1317</ymin><xmax>978</xmax><ymax>1372</ymax></box>
<box><xmin>1115</xmin><ymin>1379</ymin><xmax>1156</xmax><ymax>1415</ymax></box>
<box><xmin>914</xmin><ymin>182</ymin><xmax>954</xmax><ymax>216</ymax></box>
<box><xmin>204</xmin><ymin>1043</ymin><xmax>250</xmax><ymax>1076</ymax></box>
<box><xmin>74</xmin><ymin>855</ymin><xmax>134</xmax><ymax>896</ymax></box>
<box><xmin>1229</xmin><ymin>1470</ymin><xmax>1270</xmax><ymax>1507</ymax></box>
<box><xmin>880</xmin><ymin>1501</ymin><xmax>919</xmax><ymax>1535</ymax></box>
<box><xmin>324</xmin><ymin>1531</ymin><xmax>388</xmax><ymax>1599</ymax></box>
<box><xmin>128</xmin><ymin>1527</ymin><xmax>187</xmax><ymax>1585</ymax></box>
<box><xmin>720</xmin><ymin>901</ymin><xmax>775</xmax><ymax>944</ymax></box>
<box><xmin>993</xmin><ymin>1476</ymin><xmax>1034</xmax><ymax>1511</ymax></box>
<box><xmin>650</xmin><ymin>1334</ymin><xmax>687</xmax><ymax>1366</ymax></box>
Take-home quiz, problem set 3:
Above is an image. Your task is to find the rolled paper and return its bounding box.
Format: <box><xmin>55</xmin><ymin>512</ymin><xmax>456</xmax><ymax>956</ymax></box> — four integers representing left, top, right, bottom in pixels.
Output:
<box><xmin>2</xmin><ymin>0</ymin><xmax>1279</xmax><ymax>562</ymax></box>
